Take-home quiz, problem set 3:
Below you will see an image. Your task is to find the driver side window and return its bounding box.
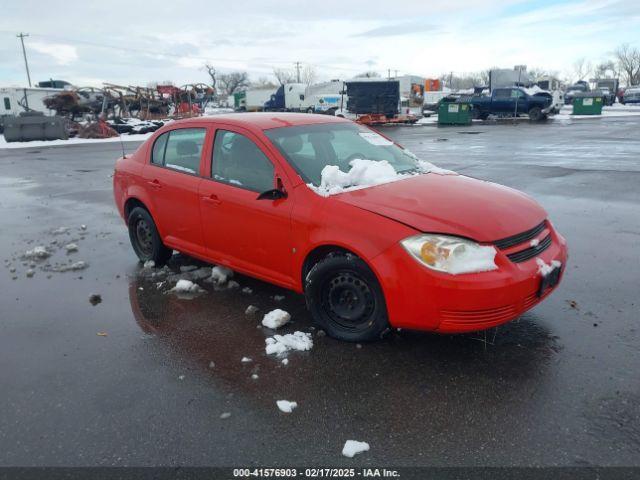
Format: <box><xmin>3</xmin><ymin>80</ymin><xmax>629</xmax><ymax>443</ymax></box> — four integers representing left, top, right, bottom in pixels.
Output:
<box><xmin>211</xmin><ymin>130</ymin><xmax>274</xmax><ymax>193</ymax></box>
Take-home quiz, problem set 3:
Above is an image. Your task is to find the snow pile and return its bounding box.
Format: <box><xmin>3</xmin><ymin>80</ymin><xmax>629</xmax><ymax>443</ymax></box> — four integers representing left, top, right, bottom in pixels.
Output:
<box><xmin>536</xmin><ymin>258</ymin><xmax>562</xmax><ymax>276</ymax></box>
<box><xmin>50</xmin><ymin>260</ymin><xmax>89</xmax><ymax>272</ymax></box>
<box><xmin>442</xmin><ymin>244</ymin><xmax>498</xmax><ymax>275</ymax></box>
<box><xmin>265</xmin><ymin>332</ymin><xmax>313</xmax><ymax>356</ymax></box>
<box><xmin>309</xmin><ymin>157</ymin><xmax>455</xmax><ymax>197</ymax></box>
<box><xmin>313</xmin><ymin>159</ymin><xmax>400</xmax><ymax>196</ymax></box>
<box><xmin>64</xmin><ymin>243</ymin><xmax>78</xmax><ymax>253</ymax></box>
<box><xmin>23</xmin><ymin>246</ymin><xmax>50</xmax><ymax>259</ymax></box>
<box><xmin>169</xmin><ymin>279</ymin><xmax>203</xmax><ymax>293</ymax></box>
<box><xmin>342</xmin><ymin>440</ymin><xmax>370</xmax><ymax>458</ymax></box>
<box><xmin>262</xmin><ymin>309</ymin><xmax>291</xmax><ymax>329</ymax></box>
<box><xmin>415</xmin><ymin>159</ymin><xmax>456</xmax><ymax>175</ymax></box>
<box><xmin>276</xmin><ymin>400</ymin><xmax>297</xmax><ymax>413</ymax></box>
<box><xmin>210</xmin><ymin>265</ymin><xmax>233</xmax><ymax>284</ymax></box>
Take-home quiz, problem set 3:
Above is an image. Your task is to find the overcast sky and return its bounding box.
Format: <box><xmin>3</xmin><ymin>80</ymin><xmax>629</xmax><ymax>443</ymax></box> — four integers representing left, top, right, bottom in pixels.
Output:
<box><xmin>0</xmin><ymin>0</ymin><xmax>638</xmax><ymax>88</ymax></box>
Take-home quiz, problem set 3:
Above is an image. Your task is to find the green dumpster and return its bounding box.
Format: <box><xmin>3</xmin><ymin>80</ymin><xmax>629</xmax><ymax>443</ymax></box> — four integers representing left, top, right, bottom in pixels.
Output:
<box><xmin>572</xmin><ymin>95</ymin><xmax>603</xmax><ymax>115</ymax></box>
<box><xmin>438</xmin><ymin>101</ymin><xmax>471</xmax><ymax>125</ymax></box>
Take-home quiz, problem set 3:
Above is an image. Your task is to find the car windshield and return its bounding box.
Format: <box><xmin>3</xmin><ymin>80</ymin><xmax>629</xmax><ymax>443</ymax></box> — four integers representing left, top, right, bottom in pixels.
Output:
<box><xmin>264</xmin><ymin>123</ymin><xmax>419</xmax><ymax>186</ymax></box>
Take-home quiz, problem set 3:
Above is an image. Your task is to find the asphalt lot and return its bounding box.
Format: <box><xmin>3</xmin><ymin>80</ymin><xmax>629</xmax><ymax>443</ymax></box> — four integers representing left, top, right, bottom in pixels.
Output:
<box><xmin>0</xmin><ymin>116</ymin><xmax>639</xmax><ymax>467</ymax></box>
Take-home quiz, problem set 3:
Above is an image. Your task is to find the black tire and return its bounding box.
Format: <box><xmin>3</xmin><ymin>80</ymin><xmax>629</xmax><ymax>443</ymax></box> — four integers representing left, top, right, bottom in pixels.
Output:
<box><xmin>528</xmin><ymin>107</ymin><xmax>544</xmax><ymax>122</ymax></box>
<box><xmin>306</xmin><ymin>107</ymin><xmax>314</xmax><ymax>114</ymax></box>
<box><xmin>127</xmin><ymin>207</ymin><xmax>173</xmax><ymax>265</ymax></box>
<box><xmin>305</xmin><ymin>254</ymin><xmax>389</xmax><ymax>342</ymax></box>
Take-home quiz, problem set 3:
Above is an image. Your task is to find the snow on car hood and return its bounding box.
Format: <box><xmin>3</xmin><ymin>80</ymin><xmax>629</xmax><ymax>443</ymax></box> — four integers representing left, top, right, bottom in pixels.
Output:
<box><xmin>333</xmin><ymin>173</ymin><xmax>547</xmax><ymax>242</ymax></box>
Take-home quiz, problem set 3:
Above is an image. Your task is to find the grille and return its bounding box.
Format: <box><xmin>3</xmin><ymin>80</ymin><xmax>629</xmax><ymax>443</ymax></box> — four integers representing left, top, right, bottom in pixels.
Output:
<box><xmin>507</xmin><ymin>234</ymin><xmax>552</xmax><ymax>263</ymax></box>
<box><xmin>440</xmin><ymin>304</ymin><xmax>517</xmax><ymax>325</ymax></box>
<box><xmin>493</xmin><ymin>221</ymin><xmax>546</xmax><ymax>250</ymax></box>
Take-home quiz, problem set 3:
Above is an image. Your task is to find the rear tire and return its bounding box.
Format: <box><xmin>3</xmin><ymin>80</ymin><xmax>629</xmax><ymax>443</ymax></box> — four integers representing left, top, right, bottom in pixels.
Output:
<box><xmin>127</xmin><ymin>207</ymin><xmax>173</xmax><ymax>265</ymax></box>
<box><xmin>305</xmin><ymin>254</ymin><xmax>389</xmax><ymax>342</ymax></box>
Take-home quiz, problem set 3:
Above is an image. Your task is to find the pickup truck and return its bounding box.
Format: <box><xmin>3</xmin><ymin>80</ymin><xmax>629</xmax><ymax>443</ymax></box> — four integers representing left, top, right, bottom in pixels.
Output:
<box><xmin>469</xmin><ymin>87</ymin><xmax>554</xmax><ymax>121</ymax></box>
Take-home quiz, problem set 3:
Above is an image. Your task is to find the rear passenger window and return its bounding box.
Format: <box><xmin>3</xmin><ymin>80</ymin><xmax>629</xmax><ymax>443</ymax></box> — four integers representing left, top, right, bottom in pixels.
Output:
<box><xmin>151</xmin><ymin>132</ymin><xmax>168</xmax><ymax>165</ymax></box>
<box><xmin>152</xmin><ymin>128</ymin><xmax>206</xmax><ymax>174</ymax></box>
<box><xmin>3</xmin><ymin>97</ymin><xmax>10</xmax><ymax>111</ymax></box>
<box><xmin>211</xmin><ymin>130</ymin><xmax>274</xmax><ymax>192</ymax></box>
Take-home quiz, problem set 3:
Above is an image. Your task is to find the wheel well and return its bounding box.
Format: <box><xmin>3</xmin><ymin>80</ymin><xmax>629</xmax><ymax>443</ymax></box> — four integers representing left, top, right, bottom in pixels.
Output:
<box><xmin>301</xmin><ymin>245</ymin><xmax>356</xmax><ymax>289</ymax></box>
<box><xmin>124</xmin><ymin>197</ymin><xmax>148</xmax><ymax>220</ymax></box>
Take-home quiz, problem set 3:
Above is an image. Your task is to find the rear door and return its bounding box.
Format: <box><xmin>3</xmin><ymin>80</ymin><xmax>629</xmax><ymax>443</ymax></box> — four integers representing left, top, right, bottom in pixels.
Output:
<box><xmin>199</xmin><ymin>126</ymin><xmax>295</xmax><ymax>287</ymax></box>
<box><xmin>492</xmin><ymin>88</ymin><xmax>512</xmax><ymax>112</ymax></box>
<box><xmin>143</xmin><ymin>127</ymin><xmax>209</xmax><ymax>255</ymax></box>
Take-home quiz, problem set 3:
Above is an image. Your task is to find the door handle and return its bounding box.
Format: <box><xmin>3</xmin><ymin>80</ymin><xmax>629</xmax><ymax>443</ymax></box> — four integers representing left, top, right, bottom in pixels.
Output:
<box><xmin>202</xmin><ymin>194</ymin><xmax>221</xmax><ymax>205</ymax></box>
<box><xmin>147</xmin><ymin>179</ymin><xmax>162</xmax><ymax>189</ymax></box>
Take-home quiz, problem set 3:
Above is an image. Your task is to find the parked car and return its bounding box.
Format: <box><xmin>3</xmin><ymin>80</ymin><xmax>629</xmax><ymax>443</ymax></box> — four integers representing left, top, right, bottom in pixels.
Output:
<box><xmin>469</xmin><ymin>87</ymin><xmax>554</xmax><ymax>121</ymax></box>
<box><xmin>113</xmin><ymin>113</ymin><xmax>567</xmax><ymax>341</ymax></box>
<box><xmin>622</xmin><ymin>87</ymin><xmax>640</xmax><ymax>104</ymax></box>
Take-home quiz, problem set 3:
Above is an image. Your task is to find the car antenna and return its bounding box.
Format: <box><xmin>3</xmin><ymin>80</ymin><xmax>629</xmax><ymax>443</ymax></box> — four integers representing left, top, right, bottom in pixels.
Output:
<box><xmin>119</xmin><ymin>131</ymin><xmax>127</xmax><ymax>159</ymax></box>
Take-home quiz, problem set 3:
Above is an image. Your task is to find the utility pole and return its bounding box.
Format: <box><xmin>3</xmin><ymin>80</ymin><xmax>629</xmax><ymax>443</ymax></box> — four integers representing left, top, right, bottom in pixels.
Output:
<box><xmin>17</xmin><ymin>32</ymin><xmax>32</xmax><ymax>87</ymax></box>
<box><xmin>387</xmin><ymin>69</ymin><xmax>391</xmax><ymax>80</ymax></box>
<box><xmin>294</xmin><ymin>61</ymin><xmax>301</xmax><ymax>83</ymax></box>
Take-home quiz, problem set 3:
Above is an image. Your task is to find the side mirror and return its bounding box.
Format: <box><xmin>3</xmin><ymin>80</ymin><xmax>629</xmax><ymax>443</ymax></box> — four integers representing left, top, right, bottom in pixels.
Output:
<box><xmin>257</xmin><ymin>189</ymin><xmax>287</xmax><ymax>200</ymax></box>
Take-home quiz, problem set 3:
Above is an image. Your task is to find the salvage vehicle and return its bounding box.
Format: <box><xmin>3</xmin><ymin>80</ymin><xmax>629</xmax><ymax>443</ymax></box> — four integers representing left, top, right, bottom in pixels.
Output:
<box><xmin>113</xmin><ymin>113</ymin><xmax>567</xmax><ymax>341</ymax></box>
<box><xmin>595</xmin><ymin>79</ymin><xmax>619</xmax><ymax>106</ymax></box>
<box><xmin>469</xmin><ymin>87</ymin><xmax>554</xmax><ymax>121</ymax></box>
<box><xmin>264</xmin><ymin>83</ymin><xmax>306</xmax><ymax>111</ymax></box>
<box><xmin>564</xmin><ymin>81</ymin><xmax>589</xmax><ymax>105</ymax></box>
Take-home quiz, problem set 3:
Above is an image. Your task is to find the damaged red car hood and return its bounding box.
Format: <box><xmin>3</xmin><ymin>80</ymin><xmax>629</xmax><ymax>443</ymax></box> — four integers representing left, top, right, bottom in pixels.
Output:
<box><xmin>333</xmin><ymin>173</ymin><xmax>547</xmax><ymax>242</ymax></box>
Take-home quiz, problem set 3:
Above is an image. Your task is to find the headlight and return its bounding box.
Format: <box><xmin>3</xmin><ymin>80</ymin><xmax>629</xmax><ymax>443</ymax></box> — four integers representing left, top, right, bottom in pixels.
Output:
<box><xmin>400</xmin><ymin>234</ymin><xmax>498</xmax><ymax>275</ymax></box>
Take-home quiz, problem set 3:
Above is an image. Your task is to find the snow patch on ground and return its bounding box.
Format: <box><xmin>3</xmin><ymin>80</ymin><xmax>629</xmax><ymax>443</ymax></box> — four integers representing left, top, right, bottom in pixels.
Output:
<box><xmin>210</xmin><ymin>265</ymin><xmax>233</xmax><ymax>284</ymax></box>
<box><xmin>276</xmin><ymin>400</ymin><xmax>297</xmax><ymax>413</ymax></box>
<box><xmin>241</xmin><ymin>356</ymin><xmax>252</xmax><ymax>363</ymax></box>
<box><xmin>169</xmin><ymin>279</ymin><xmax>203</xmax><ymax>293</ymax></box>
<box><xmin>23</xmin><ymin>246</ymin><xmax>50</xmax><ymax>259</ymax></box>
<box><xmin>143</xmin><ymin>260</ymin><xmax>156</xmax><ymax>268</ymax></box>
<box><xmin>262</xmin><ymin>309</ymin><xmax>291</xmax><ymax>329</ymax></box>
<box><xmin>342</xmin><ymin>440</ymin><xmax>370</xmax><ymax>458</ymax></box>
<box><xmin>265</xmin><ymin>332</ymin><xmax>313</xmax><ymax>356</ymax></box>
<box><xmin>64</xmin><ymin>243</ymin><xmax>78</xmax><ymax>253</ymax></box>
<box><xmin>0</xmin><ymin>132</ymin><xmax>153</xmax><ymax>150</ymax></box>
<box><xmin>245</xmin><ymin>305</ymin><xmax>259</xmax><ymax>315</ymax></box>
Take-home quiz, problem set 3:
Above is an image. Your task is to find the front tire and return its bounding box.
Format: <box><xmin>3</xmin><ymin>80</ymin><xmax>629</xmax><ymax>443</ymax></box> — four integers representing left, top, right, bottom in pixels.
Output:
<box><xmin>305</xmin><ymin>254</ymin><xmax>389</xmax><ymax>342</ymax></box>
<box><xmin>528</xmin><ymin>107</ymin><xmax>544</xmax><ymax>122</ymax></box>
<box><xmin>127</xmin><ymin>207</ymin><xmax>173</xmax><ymax>265</ymax></box>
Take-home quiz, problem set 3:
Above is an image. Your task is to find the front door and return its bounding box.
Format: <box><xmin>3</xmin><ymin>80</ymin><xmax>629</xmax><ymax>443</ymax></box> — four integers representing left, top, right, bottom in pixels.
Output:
<box><xmin>199</xmin><ymin>127</ymin><xmax>294</xmax><ymax>287</ymax></box>
<box><xmin>143</xmin><ymin>127</ymin><xmax>208</xmax><ymax>255</ymax></box>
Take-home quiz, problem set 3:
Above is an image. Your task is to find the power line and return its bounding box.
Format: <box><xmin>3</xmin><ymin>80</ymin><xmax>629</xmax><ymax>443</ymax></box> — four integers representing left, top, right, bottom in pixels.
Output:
<box><xmin>17</xmin><ymin>32</ymin><xmax>31</xmax><ymax>87</ymax></box>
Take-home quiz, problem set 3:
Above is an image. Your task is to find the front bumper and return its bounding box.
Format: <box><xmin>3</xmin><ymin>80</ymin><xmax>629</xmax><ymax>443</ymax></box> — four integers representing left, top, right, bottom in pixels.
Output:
<box><xmin>370</xmin><ymin>224</ymin><xmax>568</xmax><ymax>333</ymax></box>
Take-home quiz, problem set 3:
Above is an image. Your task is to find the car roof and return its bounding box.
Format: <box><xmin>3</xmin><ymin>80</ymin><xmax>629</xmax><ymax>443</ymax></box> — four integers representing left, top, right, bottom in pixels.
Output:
<box><xmin>172</xmin><ymin>112</ymin><xmax>351</xmax><ymax>130</ymax></box>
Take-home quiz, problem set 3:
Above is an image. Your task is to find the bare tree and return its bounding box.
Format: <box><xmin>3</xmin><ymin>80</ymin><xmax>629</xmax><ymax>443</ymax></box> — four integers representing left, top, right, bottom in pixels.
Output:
<box><xmin>218</xmin><ymin>72</ymin><xmax>250</xmax><ymax>95</ymax></box>
<box><xmin>273</xmin><ymin>68</ymin><xmax>295</xmax><ymax>85</ymax></box>
<box><xmin>594</xmin><ymin>60</ymin><xmax>618</xmax><ymax>79</ymax></box>
<box><xmin>354</xmin><ymin>71</ymin><xmax>381</xmax><ymax>78</ymax></box>
<box><xmin>301</xmin><ymin>65</ymin><xmax>316</xmax><ymax>87</ymax></box>
<box><xmin>527</xmin><ymin>67</ymin><xmax>548</xmax><ymax>80</ymax></box>
<box><xmin>252</xmin><ymin>77</ymin><xmax>278</xmax><ymax>89</ymax></box>
<box><xmin>204</xmin><ymin>64</ymin><xmax>217</xmax><ymax>91</ymax></box>
<box><xmin>614</xmin><ymin>43</ymin><xmax>640</xmax><ymax>86</ymax></box>
<box><xmin>573</xmin><ymin>58</ymin><xmax>592</xmax><ymax>82</ymax></box>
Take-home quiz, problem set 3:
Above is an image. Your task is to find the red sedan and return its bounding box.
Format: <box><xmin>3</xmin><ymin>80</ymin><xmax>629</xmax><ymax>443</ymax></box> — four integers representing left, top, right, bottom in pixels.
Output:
<box><xmin>113</xmin><ymin>113</ymin><xmax>567</xmax><ymax>341</ymax></box>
